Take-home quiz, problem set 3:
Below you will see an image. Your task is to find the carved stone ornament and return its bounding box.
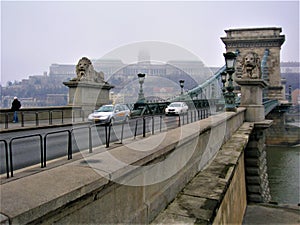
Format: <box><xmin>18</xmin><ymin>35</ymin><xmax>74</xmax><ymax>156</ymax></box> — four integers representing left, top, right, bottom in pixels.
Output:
<box><xmin>241</xmin><ymin>52</ymin><xmax>262</xmax><ymax>79</ymax></box>
<box><xmin>71</xmin><ymin>57</ymin><xmax>105</xmax><ymax>83</ymax></box>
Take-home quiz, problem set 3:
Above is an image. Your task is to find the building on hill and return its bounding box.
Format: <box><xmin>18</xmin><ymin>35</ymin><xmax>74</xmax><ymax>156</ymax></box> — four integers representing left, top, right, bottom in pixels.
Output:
<box><xmin>1</xmin><ymin>59</ymin><xmax>298</xmax><ymax>108</ymax></box>
<box><xmin>49</xmin><ymin>64</ymin><xmax>76</xmax><ymax>79</ymax></box>
<box><xmin>280</xmin><ymin>62</ymin><xmax>300</xmax><ymax>73</ymax></box>
<box><xmin>280</xmin><ymin>62</ymin><xmax>300</xmax><ymax>96</ymax></box>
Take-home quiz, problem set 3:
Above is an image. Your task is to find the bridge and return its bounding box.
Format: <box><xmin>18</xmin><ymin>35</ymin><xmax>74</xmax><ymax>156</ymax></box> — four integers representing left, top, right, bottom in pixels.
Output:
<box><xmin>1</xmin><ymin>27</ymin><xmax>299</xmax><ymax>225</ymax></box>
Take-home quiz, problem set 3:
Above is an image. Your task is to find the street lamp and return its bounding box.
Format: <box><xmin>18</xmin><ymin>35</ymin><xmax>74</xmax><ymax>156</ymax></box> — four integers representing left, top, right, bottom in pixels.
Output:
<box><xmin>222</xmin><ymin>52</ymin><xmax>237</xmax><ymax>112</ymax></box>
<box><xmin>224</xmin><ymin>52</ymin><xmax>237</xmax><ymax>72</ymax></box>
<box><xmin>179</xmin><ymin>79</ymin><xmax>185</xmax><ymax>95</ymax></box>
<box><xmin>221</xmin><ymin>71</ymin><xmax>227</xmax><ymax>95</ymax></box>
<box><xmin>288</xmin><ymin>85</ymin><xmax>292</xmax><ymax>103</ymax></box>
<box><xmin>137</xmin><ymin>73</ymin><xmax>146</xmax><ymax>102</ymax></box>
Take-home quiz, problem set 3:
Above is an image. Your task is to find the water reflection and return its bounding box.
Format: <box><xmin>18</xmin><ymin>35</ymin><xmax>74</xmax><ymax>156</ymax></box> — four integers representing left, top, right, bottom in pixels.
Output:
<box><xmin>266</xmin><ymin>145</ymin><xmax>300</xmax><ymax>204</ymax></box>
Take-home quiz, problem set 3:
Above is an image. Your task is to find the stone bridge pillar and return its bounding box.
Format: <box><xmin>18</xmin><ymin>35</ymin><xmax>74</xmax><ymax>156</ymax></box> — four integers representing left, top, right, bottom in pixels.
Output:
<box><xmin>235</xmin><ymin>66</ymin><xmax>272</xmax><ymax>203</ymax></box>
<box><xmin>221</xmin><ymin>27</ymin><xmax>285</xmax><ymax>100</ymax></box>
<box><xmin>243</xmin><ymin>120</ymin><xmax>272</xmax><ymax>203</ymax></box>
<box><xmin>63</xmin><ymin>57</ymin><xmax>114</xmax><ymax>115</ymax></box>
<box><xmin>222</xmin><ymin>27</ymin><xmax>286</xmax><ymax>203</ymax></box>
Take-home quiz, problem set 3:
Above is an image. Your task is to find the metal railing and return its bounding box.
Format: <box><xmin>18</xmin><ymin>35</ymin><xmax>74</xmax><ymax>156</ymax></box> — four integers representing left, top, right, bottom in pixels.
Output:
<box><xmin>2</xmin><ymin>108</ymin><xmax>84</xmax><ymax>129</ymax></box>
<box><xmin>0</xmin><ymin>108</ymin><xmax>210</xmax><ymax>178</ymax></box>
<box><xmin>8</xmin><ymin>134</ymin><xmax>43</xmax><ymax>177</ymax></box>
<box><xmin>263</xmin><ymin>99</ymin><xmax>279</xmax><ymax>115</ymax></box>
<box><xmin>0</xmin><ymin>140</ymin><xmax>9</xmax><ymax>178</ymax></box>
<box><xmin>44</xmin><ymin>130</ymin><xmax>72</xmax><ymax>167</ymax></box>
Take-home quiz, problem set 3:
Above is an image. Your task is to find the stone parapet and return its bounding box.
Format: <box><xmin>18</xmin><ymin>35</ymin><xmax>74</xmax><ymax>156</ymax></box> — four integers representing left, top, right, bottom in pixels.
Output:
<box><xmin>0</xmin><ymin>108</ymin><xmax>246</xmax><ymax>224</ymax></box>
<box><xmin>152</xmin><ymin>122</ymin><xmax>254</xmax><ymax>225</ymax></box>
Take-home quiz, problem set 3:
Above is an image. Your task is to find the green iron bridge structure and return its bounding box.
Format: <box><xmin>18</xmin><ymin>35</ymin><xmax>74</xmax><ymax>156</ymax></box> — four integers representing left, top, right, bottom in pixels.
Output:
<box><xmin>131</xmin><ymin>49</ymin><xmax>281</xmax><ymax>117</ymax></box>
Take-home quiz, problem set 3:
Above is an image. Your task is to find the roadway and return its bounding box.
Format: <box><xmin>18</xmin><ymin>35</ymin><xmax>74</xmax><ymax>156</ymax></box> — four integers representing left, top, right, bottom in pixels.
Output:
<box><xmin>0</xmin><ymin>115</ymin><xmax>184</xmax><ymax>175</ymax></box>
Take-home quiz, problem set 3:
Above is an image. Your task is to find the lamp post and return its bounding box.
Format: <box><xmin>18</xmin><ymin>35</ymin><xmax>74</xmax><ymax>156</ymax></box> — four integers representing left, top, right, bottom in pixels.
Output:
<box><xmin>179</xmin><ymin>79</ymin><xmax>185</xmax><ymax>95</ymax></box>
<box><xmin>221</xmin><ymin>71</ymin><xmax>227</xmax><ymax>95</ymax></box>
<box><xmin>223</xmin><ymin>52</ymin><xmax>237</xmax><ymax>112</ymax></box>
<box><xmin>288</xmin><ymin>85</ymin><xmax>292</xmax><ymax>103</ymax></box>
<box><xmin>179</xmin><ymin>79</ymin><xmax>185</xmax><ymax>101</ymax></box>
<box><xmin>137</xmin><ymin>73</ymin><xmax>146</xmax><ymax>102</ymax></box>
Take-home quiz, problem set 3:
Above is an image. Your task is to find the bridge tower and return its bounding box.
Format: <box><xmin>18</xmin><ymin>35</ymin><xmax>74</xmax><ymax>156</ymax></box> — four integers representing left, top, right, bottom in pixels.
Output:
<box><xmin>221</xmin><ymin>27</ymin><xmax>285</xmax><ymax>100</ymax></box>
<box><xmin>63</xmin><ymin>57</ymin><xmax>114</xmax><ymax>114</ymax></box>
<box><xmin>222</xmin><ymin>27</ymin><xmax>287</xmax><ymax>203</ymax></box>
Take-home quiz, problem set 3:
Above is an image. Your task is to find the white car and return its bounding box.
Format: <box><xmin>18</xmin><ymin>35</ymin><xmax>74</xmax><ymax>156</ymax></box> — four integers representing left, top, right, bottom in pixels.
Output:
<box><xmin>165</xmin><ymin>102</ymin><xmax>188</xmax><ymax>116</ymax></box>
<box><xmin>88</xmin><ymin>104</ymin><xmax>130</xmax><ymax>124</ymax></box>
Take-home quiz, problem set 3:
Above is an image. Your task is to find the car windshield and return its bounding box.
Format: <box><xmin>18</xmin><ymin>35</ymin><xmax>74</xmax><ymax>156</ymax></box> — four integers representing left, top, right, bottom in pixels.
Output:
<box><xmin>169</xmin><ymin>103</ymin><xmax>182</xmax><ymax>107</ymax></box>
<box><xmin>96</xmin><ymin>105</ymin><xmax>114</xmax><ymax>112</ymax></box>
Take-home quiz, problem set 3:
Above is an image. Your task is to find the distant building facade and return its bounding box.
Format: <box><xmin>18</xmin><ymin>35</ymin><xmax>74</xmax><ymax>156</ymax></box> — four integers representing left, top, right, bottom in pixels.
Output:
<box><xmin>280</xmin><ymin>62</ymin><xmax>300</xmax><ymax>98</ymax></box>
<box><xmin>280</xmin><ymin>62</ymin><xmax>300</xmax><ymax>73</ymax></box>
<box><xmin>92</xmin><ymin>57</ymin><xmax>221</xmax><ymax>102</ymax></box>
<box><xmin>1</xmin><ymin>58</ymin><xmax>298</xmax><ymax>108</ymax></box>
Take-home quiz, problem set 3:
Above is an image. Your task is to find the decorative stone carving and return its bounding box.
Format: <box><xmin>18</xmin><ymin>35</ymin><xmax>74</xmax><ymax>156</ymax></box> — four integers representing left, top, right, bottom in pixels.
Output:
<box><xmin>71</xmin><ymin>57</ymin><xmax>105</xmax><ymax>83</ymax></box>
<box><xmin>64</xmin><ymin>57</ymin><xmax>114</xmax><ymax>112</ymax></box>
<box><xmin>225</xmin><ymin>40</ymin><xmax>285</xmax><ymax>48</ymax></box>
<box><xmin>242</xmin><ymin>52</ymin><xmax>261</xmax><ymax>79</ymax></box>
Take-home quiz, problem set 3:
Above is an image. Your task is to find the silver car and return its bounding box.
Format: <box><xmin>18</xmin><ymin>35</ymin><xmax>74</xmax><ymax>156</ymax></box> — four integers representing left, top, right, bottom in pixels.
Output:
<box><xmin>165</xmin><ymin>102</ymin><xmax>189</xmax><ymax>116</ymax></box>
<box><xmin>88</xmin><ymin>104</ymin><xmax>130</xmax><ymax>124</ymax></box>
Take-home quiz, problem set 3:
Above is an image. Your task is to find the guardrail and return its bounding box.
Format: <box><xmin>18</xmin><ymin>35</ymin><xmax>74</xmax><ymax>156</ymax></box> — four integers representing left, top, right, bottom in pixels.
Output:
<box><xmin>2</xmin><ymin>108</ymin><xmax>84</xmax><ymax>129</ymax></box>
<box><xmin>8</xmin><ymin>134</ymin><xmax>43</xmax><ymax>177</ymax></box>
<box><xmin>0</xmin><ymin>140</ymin><xmax>9</xmax><ymax>178</ymax></box>
<box><xmin>0</xmin><ymin>108</ymin><xmax>210</xmax><ymax>178</ymax></box>
<box><xmin>44</xmin><ymin>130</ymin><xmax>72</xmax><ymax>167</ymax></box>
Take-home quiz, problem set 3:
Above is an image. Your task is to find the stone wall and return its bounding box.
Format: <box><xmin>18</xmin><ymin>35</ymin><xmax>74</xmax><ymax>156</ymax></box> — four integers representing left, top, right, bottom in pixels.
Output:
<box><xmin>266</xmin><ymin>108</ymin><xmax>300</xmax><ymax>146</ymax></box>
<box><xmin>152</xmin><ymin>122</ymin><xmax>253</xmax><ymax>225</ymax></box>
<box><xmin>0</xmin><ymin>109</ymin><xmax>246</xmax><ymax>224</ymax></box>
<box><xmin>244</xmin><ymin>123</ymin><xmax>272</xmax><ymax>203</ymax></box>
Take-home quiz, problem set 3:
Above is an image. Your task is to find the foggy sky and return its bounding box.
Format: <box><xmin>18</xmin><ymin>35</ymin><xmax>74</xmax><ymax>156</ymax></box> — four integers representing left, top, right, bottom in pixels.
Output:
<box><xmin>1</xmin><ymin>1</ymin><xmax>299</xmax><ymax>86</ymax></box>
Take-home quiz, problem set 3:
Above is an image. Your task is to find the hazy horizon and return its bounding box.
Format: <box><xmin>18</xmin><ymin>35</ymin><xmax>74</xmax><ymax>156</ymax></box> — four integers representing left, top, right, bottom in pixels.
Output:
<box><xmin>1</xmin><ymin>1</ymin><xmax>299</xmax><ymax>86</ymax></box>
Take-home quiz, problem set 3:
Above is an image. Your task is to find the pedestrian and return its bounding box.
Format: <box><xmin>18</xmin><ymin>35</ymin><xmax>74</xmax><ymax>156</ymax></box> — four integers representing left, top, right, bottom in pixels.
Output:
<box><xmin>11</xmin><ymin>96</ymin><xmax>21</xmax><ymax>123</ymax></box>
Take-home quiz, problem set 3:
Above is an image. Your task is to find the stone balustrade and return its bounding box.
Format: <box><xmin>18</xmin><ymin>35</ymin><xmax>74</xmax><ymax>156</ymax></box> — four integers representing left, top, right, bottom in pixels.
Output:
<box><xmin>0</xmin><ymin>108</ymin><xmax>249</xmax><ymax>224</ymax></box>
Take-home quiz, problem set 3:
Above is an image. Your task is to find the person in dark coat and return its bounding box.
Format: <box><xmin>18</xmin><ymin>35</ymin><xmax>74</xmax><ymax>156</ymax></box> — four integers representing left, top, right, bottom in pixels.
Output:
<box><xmin>11</xmin><ymin>96</ymin><xmax>21</xmax><ymax>123</ymax></box>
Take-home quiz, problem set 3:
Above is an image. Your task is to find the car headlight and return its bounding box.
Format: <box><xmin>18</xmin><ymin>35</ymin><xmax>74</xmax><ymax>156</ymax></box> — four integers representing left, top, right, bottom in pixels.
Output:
<box><xmin>100</xmin><ymin>115</ymin><xmax>109</xmax><ymax>120</ymax></box>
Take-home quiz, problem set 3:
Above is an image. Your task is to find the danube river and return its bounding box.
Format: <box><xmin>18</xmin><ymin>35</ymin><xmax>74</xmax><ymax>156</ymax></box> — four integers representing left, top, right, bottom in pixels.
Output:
<box><xmin>266</xmin><ymin>145</ymin><xmax>300</xmax><ymax>204</ymax></box>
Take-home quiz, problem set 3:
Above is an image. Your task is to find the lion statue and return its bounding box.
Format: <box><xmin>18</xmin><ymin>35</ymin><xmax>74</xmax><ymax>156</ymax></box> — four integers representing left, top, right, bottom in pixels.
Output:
<box><xmin>72</xmin><ymin>57</ymin><xmax>105</xmax><ymax>83</ymax></box>
<box><xmin>241</xmin><ymin>52</ymin><xmax>261</xmax><ymax>79</ymax></box>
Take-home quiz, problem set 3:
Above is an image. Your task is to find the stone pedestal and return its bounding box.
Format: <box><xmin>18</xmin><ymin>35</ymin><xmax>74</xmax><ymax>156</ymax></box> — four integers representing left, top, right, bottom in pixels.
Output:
<box><xmin>236</xmin><ymin>78</ymin><xmax>273</xmax><ymax>203</ymax></box>
<box><xmin>63</xmin><ymin>81</ymin><xmax>114</xmax><ymax>114</ymax></box>
<box><xmin>235</xmin><ymin>79</ymin><xmax>267</xmax><ymax>122</ymax></box>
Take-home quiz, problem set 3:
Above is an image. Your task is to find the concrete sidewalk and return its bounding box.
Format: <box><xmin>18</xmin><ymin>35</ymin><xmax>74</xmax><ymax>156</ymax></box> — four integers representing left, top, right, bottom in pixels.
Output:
<box><xmin>243</xmin><ymin>203</ymin><xmax>300</xmax><ymax>225</ymax></box>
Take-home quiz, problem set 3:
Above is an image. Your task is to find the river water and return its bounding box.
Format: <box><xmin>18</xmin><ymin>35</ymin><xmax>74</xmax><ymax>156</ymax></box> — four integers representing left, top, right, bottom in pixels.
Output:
<box><xmin>266</xmin><ymin>145</ymin><xmax>300</xmax><ymax>204</ymax></box>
